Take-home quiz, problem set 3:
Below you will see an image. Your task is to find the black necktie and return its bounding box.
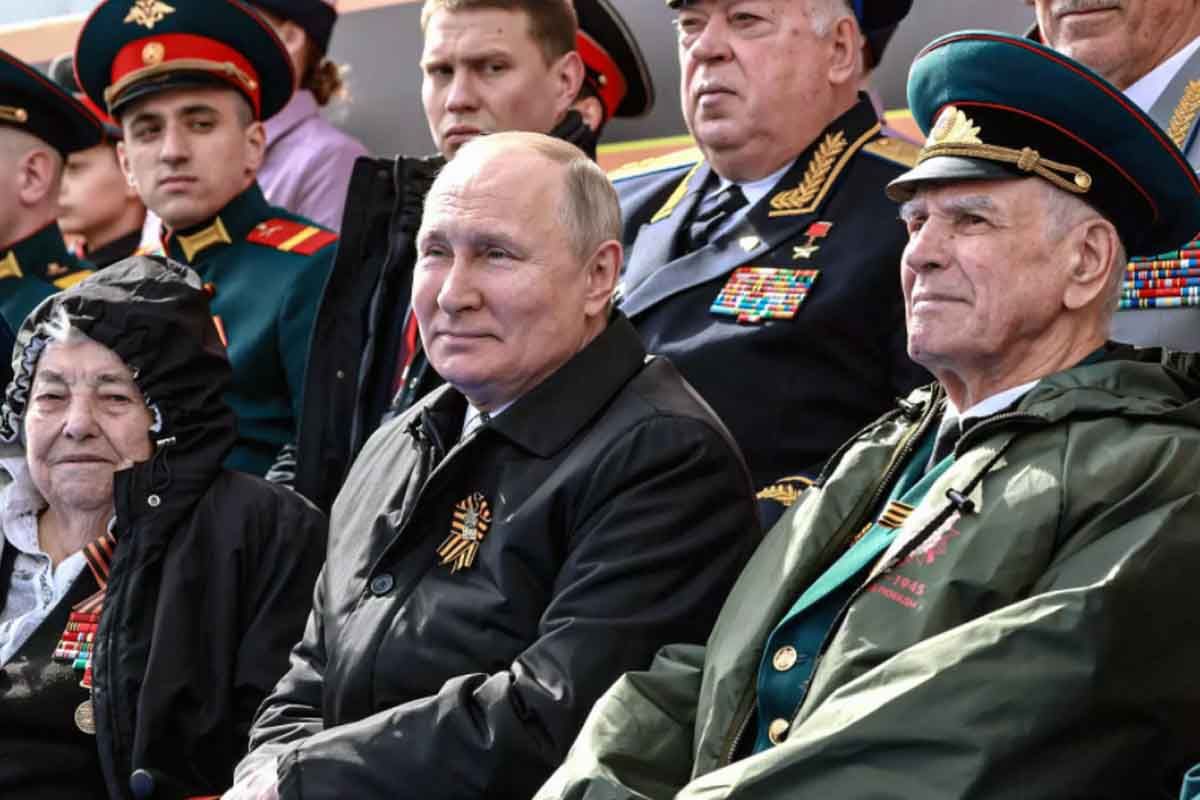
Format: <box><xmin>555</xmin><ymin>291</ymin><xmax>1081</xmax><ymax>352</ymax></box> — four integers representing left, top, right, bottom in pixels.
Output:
<box><xmin>684</xmin><ymin>184</ymin><xmax>748</xmax><ymax>253</ymax></box>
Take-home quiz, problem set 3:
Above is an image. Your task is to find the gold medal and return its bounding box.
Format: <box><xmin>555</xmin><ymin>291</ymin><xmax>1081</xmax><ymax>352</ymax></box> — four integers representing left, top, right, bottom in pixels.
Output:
<box><xmin>437</xmin><ymin>493</ymin><xmax>493</xmax><ymax>573</ymax></box>
<box><xmin>75</xmin><ymin>698</ymin><xmax>97</xmax><ymax>735</ymax></box>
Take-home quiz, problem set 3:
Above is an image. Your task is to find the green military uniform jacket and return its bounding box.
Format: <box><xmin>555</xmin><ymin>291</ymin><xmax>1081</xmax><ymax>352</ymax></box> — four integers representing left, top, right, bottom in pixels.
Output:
<box><xmin>162</xmin><ymin>183</ymin><xmax>336</xmax><ymax>477</ymax></box>
<box><xmin>539</xmin><ymin>351</ymin><xmax>1200</xmax><ymax>798</ymax></box>
<box><xmin>0</xmin><ymin>223</ymin><xmax>92</xmax><ymax>383</ymax></box>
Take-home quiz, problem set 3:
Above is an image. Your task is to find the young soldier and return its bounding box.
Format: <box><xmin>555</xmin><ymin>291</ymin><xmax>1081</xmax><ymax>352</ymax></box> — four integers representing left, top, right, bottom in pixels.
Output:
<box><xmin>74</xmin><ymin>0</ymin><xmax>338</xmax><ymax>480</ymax></box>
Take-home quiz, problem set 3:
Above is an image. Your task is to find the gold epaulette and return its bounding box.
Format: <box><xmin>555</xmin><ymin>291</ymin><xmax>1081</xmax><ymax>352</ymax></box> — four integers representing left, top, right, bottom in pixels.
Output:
<box><xmin>863</xmin><ymin>135</ymin><xmax>921</xmax><ymax>169</ymax></box>
<box><xmin>607</xmin><ymin>146</ymin><xmax>703</xmax><ymax>182</ymax></box>
<box><xmin>756</xmin><ymin>475</ymin><xmax>815</xmax><ymax>509</ymax></box>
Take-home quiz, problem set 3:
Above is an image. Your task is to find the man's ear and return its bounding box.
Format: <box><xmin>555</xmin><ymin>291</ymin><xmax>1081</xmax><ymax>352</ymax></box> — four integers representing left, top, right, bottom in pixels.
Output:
<box><xmin>243</xmin><ymin>120</ymin><xmax>267</xmax><ymax>176</ymax></box>
<box><xmin>16</xmin><ymin>148</ymin><xmax>59</xmax><ymax>207</ymax></box>
<box><xmin>550</xmin><ymin>50</ymin><xmax>587</xmax><ymax>121</ymax></box>
<box><xmin>116</xmin><ymin>141</ymin><xmax>140</xmax><ymax>191</ymax></box>
<box><xmin>1062</xmin><ymin>217</ymin><xmax>1121</xmax><ymax>310</ymax></box>
<box><xmin>583</xmin><ymin>239</ymin><xmax>623</xmax><ymax>317</ymax></box>
<box><xmin>572</xmin><ymin>94</ymin><xmax>606</xmax><ymax>133</ymax></box>
<box><xmin>826</xmin><ymin>15</ymin><xmax>863</xmax><ymax>86</ymax></box>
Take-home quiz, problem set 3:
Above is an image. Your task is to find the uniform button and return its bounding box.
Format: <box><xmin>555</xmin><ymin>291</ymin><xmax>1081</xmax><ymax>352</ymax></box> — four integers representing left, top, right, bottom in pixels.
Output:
<box><xmin>336</xmin><ymin>369</ymin><xmax>346</xmax><ymax>380</ymax></box>
<box><xmin>772</xmin><ymin>646</ymin><xmax>798</xmax><ymax>672</ymax></box>
<box><xmin>369</xmin><ymin>573</ymin><xmax>395</xmax><ymax>595</ymax></box>
<box><xmin>768</xmin><ymin>718</ymin><xmax>790</xmax><ymax>745</ymax></box>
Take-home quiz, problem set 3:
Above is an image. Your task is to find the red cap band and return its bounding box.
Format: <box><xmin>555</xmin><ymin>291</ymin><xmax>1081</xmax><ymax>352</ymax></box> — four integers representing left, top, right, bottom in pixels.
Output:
<box><xmin>577</xmin><ymin>30</ymin><xmax>627</xmax><ymax>122</ymax></box>
<box><xmin>108</xmin><ymin>33</ymin><xmax>262</xmax><ymax>117</ymax></box>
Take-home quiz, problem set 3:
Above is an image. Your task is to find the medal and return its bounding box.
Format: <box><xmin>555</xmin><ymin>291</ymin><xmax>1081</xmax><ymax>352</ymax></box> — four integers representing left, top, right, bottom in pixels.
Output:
<box><xmin>437</xmin><ymin>493</ymin><xmax>493</xmax><ymax>573</ymax></box>
<box><xmin>74</xmin><ymin>699</ymin><xmax>96</xmax><ymax>735</ymax></box>
<box><xmin>53</xmin><ymin>534</ymin><xmax>115</xmax><ymax>737</ymax></box>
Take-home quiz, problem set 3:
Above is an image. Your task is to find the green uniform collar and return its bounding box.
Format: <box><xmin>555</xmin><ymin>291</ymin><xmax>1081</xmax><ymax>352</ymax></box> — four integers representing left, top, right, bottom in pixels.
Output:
<box><xmin>164</xmin><ymin>182</ymin><xmax>272</xmax><ymax>264</ymax></box>
<box><xmin>0</xmin><ymin>223</ymin><xmax>84</xmax><ymax>283</ymax></box>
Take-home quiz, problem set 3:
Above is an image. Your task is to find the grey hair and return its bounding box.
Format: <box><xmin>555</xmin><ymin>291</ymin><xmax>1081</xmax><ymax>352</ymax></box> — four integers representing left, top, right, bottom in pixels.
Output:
<box><xmin>1037</xmin><ymin>181</ymin><xmax>1127</xmax><ymax>314</ymax></box>
<box><xmin>807</xmin><ymin>0</ymin><xmax>855</xmax><ymax>38</ymax></box>
<box><xmin>38</xmin><ymin>304</ymin><xmax>89</xmax><ymax>347</ymax></box>
<box><xmin>438</xmin><ymin>131</ymin><xmax>621</xmax><ymax>262</ymax></box>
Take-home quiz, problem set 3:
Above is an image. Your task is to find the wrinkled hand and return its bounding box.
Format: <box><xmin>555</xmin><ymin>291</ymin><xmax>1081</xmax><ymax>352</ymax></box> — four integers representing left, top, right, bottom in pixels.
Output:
<box><xmin>220</xmin><ymin>763</ymin><xmax>278</xmax><ymax>800</ymax></box>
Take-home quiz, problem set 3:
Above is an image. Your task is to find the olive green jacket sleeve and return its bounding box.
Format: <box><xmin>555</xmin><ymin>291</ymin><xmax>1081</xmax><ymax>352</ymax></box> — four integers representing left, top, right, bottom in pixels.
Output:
<box><xmin>536</xmin><ymin>644</ymin><xmax>707</xmax><ymax>800</ymax></box>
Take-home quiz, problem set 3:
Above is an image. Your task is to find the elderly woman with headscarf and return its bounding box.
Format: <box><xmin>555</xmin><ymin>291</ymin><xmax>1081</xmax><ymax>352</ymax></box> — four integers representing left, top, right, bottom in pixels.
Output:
<box><xmin>0</xmin><ymin>257</ymin><xmax>326</xmax><ymax>800</ymax></box>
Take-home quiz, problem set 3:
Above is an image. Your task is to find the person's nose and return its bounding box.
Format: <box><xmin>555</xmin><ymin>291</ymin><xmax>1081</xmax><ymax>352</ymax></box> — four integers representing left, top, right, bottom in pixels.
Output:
<box><xmin>444</xmin><ymin>70</ymin><xmax>480</xmax><ymax>114</ymax></box>
<box><xmin>61</xmin><ymin>395</ymin><xmax>100</xmax><ymax>441</ymax></box>
<box><xmin>436</xmin><ymin>254</ymin><xmax>483</xmax><ymax>315</ymax></box>
<box><xmin>686</xmin><ymin>15</ymin><xmax>733</xmax><ymax>66</ymax></box>
<box><xmin>902</xmin><ymin>219</ymin><xmax>950</xmax><ymax>276</ymax></box>
<box><xmin>158</xmin><ymin>119</ymin><xmax>190</xmax><ymax>166</ymax></box>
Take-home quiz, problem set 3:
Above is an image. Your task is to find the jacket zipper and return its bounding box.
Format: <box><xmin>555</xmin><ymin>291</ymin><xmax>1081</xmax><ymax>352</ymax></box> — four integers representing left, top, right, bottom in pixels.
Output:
<box><xmin>719</xmin><ymin>394</ymin><xmax>941</xmax><ymax>766</ymax></box>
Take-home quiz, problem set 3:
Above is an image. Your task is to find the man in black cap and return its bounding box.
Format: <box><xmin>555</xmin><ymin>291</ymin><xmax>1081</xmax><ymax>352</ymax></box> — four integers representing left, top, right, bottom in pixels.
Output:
<box><xmin>1027</xmin><ymin>0</ymin><xmax>1200</xmax><ymax>351</ymax></box>
<box><xmin>294</xmin><ymin>0</ymin><xmax>654</xmax><ymax>511</ymax></box>
<box><xmin>48</xmin><ymin>53</ymin><xmax>147</xmax><ymax>270</ymax></box>
<box><xmin>539</xmin><ymin>29</ymin><xmax>1200</xmax><ymax>799</ymax></box>
<box><xmin>0</xmin><ymin>49</ymin><xmax>101</xmax><ymax>381</ymax></box>
<box><xmin>74</xmin><ymin>0</ymin><xmax>338</xmax><ymax>482</ymax></box>
<box><xmin>607</xmin><ymin>0</ymin><xmax>928</xmax><ymax>522</ymax></box>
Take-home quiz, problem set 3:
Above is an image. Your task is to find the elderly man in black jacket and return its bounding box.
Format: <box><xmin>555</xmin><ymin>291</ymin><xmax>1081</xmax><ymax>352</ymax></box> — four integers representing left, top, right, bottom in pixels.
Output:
<box><xmin>228</xmin><ymin>132</ymin><xmax>761</xmax><ymax>800</ymax></box>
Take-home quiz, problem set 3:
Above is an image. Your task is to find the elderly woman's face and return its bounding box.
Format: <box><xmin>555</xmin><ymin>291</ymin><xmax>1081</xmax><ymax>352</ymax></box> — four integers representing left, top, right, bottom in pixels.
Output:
<box><xmin>25</xmin><ymin>338</ymin><xmax>153</xmax><ymax>514</ymax></box>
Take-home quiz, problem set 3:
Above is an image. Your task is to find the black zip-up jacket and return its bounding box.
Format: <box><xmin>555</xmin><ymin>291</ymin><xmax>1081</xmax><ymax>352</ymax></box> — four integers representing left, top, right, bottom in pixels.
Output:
<box><xmin>0</xmin><ymin>258</ymin><xmax>326</xmax><ymax>799</ymax></box>
<box><xmin>242</xmin><ymin>313</ymin><xmax>762</xmax><ymax>799</ymax></box>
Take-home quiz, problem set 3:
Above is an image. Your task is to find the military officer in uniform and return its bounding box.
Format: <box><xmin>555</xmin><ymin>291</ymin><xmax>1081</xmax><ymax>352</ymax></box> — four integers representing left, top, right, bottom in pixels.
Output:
<box><xmin>0</xmin><ymin>49</ymin><xmax>101</xmax><ymax>383</ymax></box>
<box><xmin>74</xmin><ymin>0</ymin><xmax>338</xmax><ymax>480</ymax></box>
<box><xmin>1028</xmin><ymin>0</ymin><xmax>1200</xmax><ymax>349</ymax></box>
<box><xmin>294</xmin><ymin>0</ymin><xmax>653</xmax><ymax>511</ymax></box>
<box><xmin>610</xmin><ymin>0</ymin><xmax>929</xmax><ymax>506</ymax></box>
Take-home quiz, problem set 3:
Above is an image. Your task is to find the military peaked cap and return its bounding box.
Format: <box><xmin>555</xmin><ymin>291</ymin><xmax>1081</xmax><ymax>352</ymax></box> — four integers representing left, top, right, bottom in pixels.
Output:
<box><xmin>75</xmin><ymin>0</ymin><xmax>294</xmax><ymax>120</ymax></box>
<box><xmin>887</xmin><ymin>30</ymin><xmax>1200</xmax><ymax>259</ymax></box>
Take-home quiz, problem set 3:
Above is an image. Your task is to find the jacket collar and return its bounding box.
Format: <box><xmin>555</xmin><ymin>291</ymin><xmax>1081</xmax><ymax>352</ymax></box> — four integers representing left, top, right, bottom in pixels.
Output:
<box><xmin>163</xmin><ymin>182</ymin><xmax>272</xmax><ymax>264</ymax></box>
<box><xmin>487</xmin><ymin>312</ymin><xmax>647</xmax><ymax>457</ymax></box>
<box><xmin>416</xmin><ymin>313</ymin><xmax>647</xmax><ymax>459</ymax></box>
<box><xmin>0</xmin><ymin>223</ymin><xmax>81</xmax><ymax>282</ymax></box>
<box><xmin>619</xmin><ymin>94</ymin><xmax>883</xmax><ymax>318</ymax></box>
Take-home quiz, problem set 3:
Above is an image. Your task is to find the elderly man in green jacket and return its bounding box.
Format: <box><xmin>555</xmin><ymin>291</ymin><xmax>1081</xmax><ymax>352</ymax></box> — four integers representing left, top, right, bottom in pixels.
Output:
<box><xmin>538</xmin><ymin>30</ymin><xmax>1200</xmax><ymax>799</ymax></box>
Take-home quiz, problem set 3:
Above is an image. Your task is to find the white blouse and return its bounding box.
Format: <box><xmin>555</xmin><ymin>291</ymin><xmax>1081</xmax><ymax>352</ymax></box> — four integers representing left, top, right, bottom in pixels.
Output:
<box><xmin>0</xmin><ymin>461</ymin><xmax>85</xmax><ymax>667</ymax></box>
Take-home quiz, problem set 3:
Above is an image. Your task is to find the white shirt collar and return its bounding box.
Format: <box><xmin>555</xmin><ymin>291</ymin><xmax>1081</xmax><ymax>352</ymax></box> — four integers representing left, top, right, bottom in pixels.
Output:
<box><xmin>1125</xmin><ymin>34</ymin><xmax>1200</xmax><ymax>111</ymax></box>
<box><xmin>715</xmin><ymin>159</ymin><xmax>795</xmax><ymax>210</ymax></box>
<box><xmin>462</xmin><ymin>399</ymin><xmax>514</xmax><ymax>440</ymax></box>
<box><xmin>944</xmin><ymin>379</ymin><xmax>1040</xmax><ymax>430</ymax></box>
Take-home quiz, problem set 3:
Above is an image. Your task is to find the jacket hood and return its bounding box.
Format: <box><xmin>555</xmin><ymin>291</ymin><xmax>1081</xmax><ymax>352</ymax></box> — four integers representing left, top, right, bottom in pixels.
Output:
<box><xmin>0</xmin><ymin>256</ymin><xmax>236</xmax><ymax>476</ymax></box>
<box><xmin>908</xmin><ymin>347</ymin><xmax>1200</xmax><ymax>430</ymax></box>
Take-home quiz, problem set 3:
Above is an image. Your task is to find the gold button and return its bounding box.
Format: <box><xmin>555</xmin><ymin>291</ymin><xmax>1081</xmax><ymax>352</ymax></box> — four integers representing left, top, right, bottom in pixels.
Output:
<box><xmin>772</xmin><ymin>646</ymin><xmax>798</xmax><ymax>672</ymax></box>
<box><xmin>768</xmin><ymin>718</ymin><xmax>790</xmax><ymax>745</ymax></box>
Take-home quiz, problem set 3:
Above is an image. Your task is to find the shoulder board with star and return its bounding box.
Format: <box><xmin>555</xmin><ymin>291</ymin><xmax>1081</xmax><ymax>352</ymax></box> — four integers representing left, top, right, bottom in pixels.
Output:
<box><xmin>862</xmin><ymin>134</ymin><xmax>921</xmax><ymax>169</ymax></box>
<box><xmin>246</xmin><ymin>219</ymin><xmax>338</xmax><ymax>256</ymax></box>
<box><xmin>608</xmin><ymin>146</ymin><xmax>703</xmax><ymax>183</ymax></box>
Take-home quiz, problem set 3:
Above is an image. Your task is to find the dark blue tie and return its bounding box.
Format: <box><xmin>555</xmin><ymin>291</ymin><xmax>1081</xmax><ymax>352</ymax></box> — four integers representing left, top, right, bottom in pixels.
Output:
<box><xmin>684</xmin><ymin>184</ymin><xmax>748</xmax><ymax>253</ymax></box>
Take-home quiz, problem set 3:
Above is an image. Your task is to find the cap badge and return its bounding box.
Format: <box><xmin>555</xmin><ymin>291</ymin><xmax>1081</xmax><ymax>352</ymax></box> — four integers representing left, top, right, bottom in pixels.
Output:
<box><xmin>124</xmin><ymin>0</ymin><xmax>176</xmax><ymax>30</ymax></box>
<box><xmin>437</xmin><ymin>492</ymin><xmax>493</xmax><ymax>573</ymax></box>
<box><xmin>928</xmin><ymin>106</ymin><xmax>982</xmax><ymax>146</ymax></box>
<box><xmin>141</xmin><ymin>42</ymin><xmax>166</xmax><ymax>67</ymax></box>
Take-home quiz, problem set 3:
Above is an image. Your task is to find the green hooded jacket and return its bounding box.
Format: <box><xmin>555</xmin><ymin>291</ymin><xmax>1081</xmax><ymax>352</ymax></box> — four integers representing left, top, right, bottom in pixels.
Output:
<box><xmin>539</xmin><ymin>353</ymin><xmax>1200</xmax><ymax>799</ymax></box>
